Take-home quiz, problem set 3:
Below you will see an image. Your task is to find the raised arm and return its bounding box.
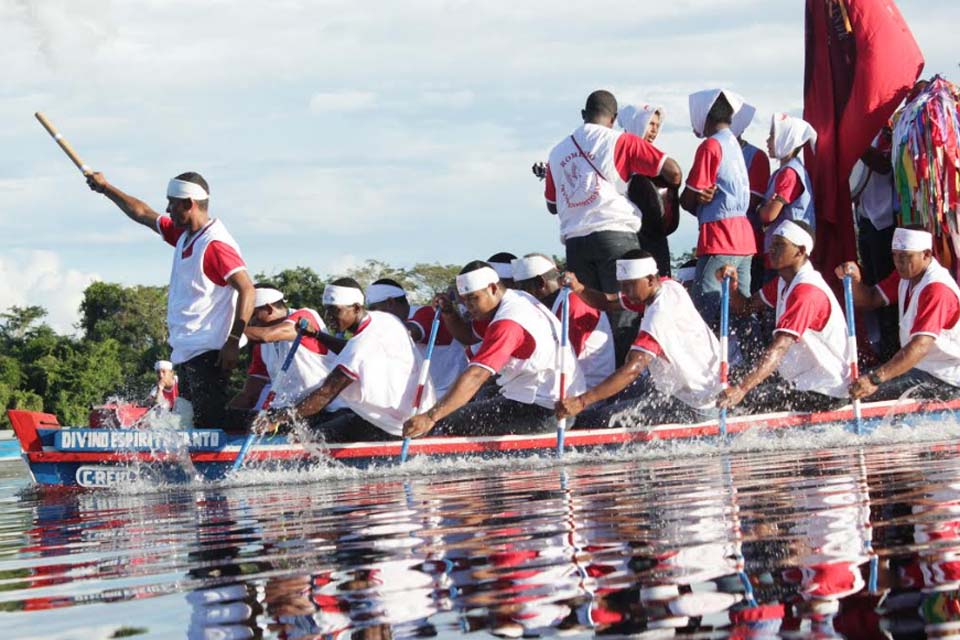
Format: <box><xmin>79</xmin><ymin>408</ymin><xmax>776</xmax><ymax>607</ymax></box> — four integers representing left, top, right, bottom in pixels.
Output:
<box><xmin>434</xmin><ymin>293</ymin><xmax>479</xmax><ymax>346</ymax></box>
<box><xmin>245</xmin><ymin>321</ymin><xmax>298</xmax><ymax>343</ymax></box>
<box><xmin>561</xmin><ymin>272</ymin><xmax>621</xmax><ymax>313</ymax></box>
<box><xmin>86</xmin><ymin>172</ymin><xmax>162</xmax><ymax>230</ymax></box>
<box><xmin>834</xmin><ymin>262</ymin><xmax>887</xmax><ymax>310</ymax></box>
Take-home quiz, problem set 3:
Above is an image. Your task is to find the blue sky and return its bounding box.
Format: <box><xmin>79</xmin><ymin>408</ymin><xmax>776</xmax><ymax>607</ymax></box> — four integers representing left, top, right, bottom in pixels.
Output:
<box><xmin>2</xmin><ymin>0</ymin><xmax>958</xmax><ymax>332</ymax></box>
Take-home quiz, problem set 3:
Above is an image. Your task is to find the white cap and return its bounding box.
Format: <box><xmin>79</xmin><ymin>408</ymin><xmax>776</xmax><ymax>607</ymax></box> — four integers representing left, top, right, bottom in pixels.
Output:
<box><xmin>254</xmin><ymin>287</ymin><xmax>284</xmax><ymax>308</ymax></box>
<box><xmin>511</xmin><ymin>255</ymin><xmax>556</xmax><ymax>282</ymax></box>
<box><xmin>322</xmin><ymin>284</ymin><xmax>365</xmax><ymax>307</ymax></box>
<box><xmin>456</xmin><ymin>266</ymin><xmax>500</xmax><ymax>295</ymax></box>
<box><xmin>365</xmin><ymin>283</ymin><xmax>407</xmax><ymax>305</ymax></box>
<box><xmin>616</xmin><ymin>257</ymin><xmax>658</xmax><ymax>281</ymax></box>
<box><xmin>892</xmin><ymin>227</ymin><xmax>933</xmax><ymax>252</ymax></box>
<box><xmin>155</xmin><ymin>360</ymin><xmax>173</xmax><ymax>371</ymax></box>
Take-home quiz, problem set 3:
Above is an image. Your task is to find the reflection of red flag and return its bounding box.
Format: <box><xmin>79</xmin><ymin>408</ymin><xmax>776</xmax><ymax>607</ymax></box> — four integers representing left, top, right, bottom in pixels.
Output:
<box><xmin>803</xmin><ymin>0</ymin><xmax>924</xmax><ymax>274</ymax></box>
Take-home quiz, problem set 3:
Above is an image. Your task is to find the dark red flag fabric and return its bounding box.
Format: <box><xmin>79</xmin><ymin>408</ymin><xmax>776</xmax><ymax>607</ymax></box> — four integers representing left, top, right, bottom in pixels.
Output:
<box><xmin>803</xmin><ymin>0</ymin><xmax>924</xmax><ymax>274</ymax></box>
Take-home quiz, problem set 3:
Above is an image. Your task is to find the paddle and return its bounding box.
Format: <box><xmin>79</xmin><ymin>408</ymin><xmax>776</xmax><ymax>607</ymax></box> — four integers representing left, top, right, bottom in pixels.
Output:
<box><xmin>556</xmin><ymin>286</ymin><xmax>571</xmax><ymax>456</ymax></box>
<box><xmin>231</xmin><ymin>318</ymin><xmax>309</xmax><ymax>473</ymax></box>
<box><xmin>400</xmin><ymin>305</ymin><xmax>442</xmax><ymax>464</ymax></box>
<box><xmin>35</xmin><ymin>113</ymin><xmax>92</xmax><ymax>175</ymax></box>
<box><xmin>842</xmin><ymin>274</ymin><xmax>864</xmax><ymax>435</ymax></box>
<box><xmin>719</xmin><ymin>275</ymin><xmax>731</xmax><ymax>438</ymax></box>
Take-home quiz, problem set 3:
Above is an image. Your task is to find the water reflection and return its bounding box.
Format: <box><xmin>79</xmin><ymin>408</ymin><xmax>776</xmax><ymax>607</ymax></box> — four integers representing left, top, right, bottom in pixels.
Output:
<box><xmin>11</xmin><ymin>444</ymin><xmax>960</xmax><ymax>637</ymax></box>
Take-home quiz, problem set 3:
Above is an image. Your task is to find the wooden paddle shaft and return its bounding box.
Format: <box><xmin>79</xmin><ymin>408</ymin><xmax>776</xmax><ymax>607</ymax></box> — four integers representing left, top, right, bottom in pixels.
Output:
<box><xmin>34</xmin><ymin>112</ymin><xmax>91</xmax><ymax>175</ymax></box>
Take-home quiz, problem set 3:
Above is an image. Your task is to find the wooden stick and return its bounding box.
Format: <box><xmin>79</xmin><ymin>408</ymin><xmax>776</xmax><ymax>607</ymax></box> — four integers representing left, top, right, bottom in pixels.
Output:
<box><xmin>34</xmin><ymin>112</ymin><xmax>91</xmax><ymax>175</ymax></box>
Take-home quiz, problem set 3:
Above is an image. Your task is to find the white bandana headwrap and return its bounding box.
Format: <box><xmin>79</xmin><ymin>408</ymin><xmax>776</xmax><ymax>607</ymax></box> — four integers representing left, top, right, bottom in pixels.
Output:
<box><xmin>254</xmin><ymin>287</ymin><xmax>284</xmax><ymax>308</ymax></box>
<box><xmin>771</xmin><ymin>113</ymin><xmax>817</xmax><ymax>160</ymax></box>
<box><xmin>489</xmin><ymin>261</ymin><xmax>513</xmax><ymax>280</ymax></box>
<box><xmin>456</xmin><ymin>266</ymin><xmax>500</xmax><ymax>295</ymax></box>
<box><xmin>688</xmin><ymin>89</ymin><xmax>745</xmax><ymax>138</ymax></box>
<box><xmin>511</xmin><ymin>255</ymin><xmax>556</xmax><ymax>282</ymax></box>
<box><xmin>365</xmin><ymin>283</ymin><xmax>407</xmax><ymax>305</ymax></box>
<box><xmin>892</xmin><ymin>228</ymin><xmax>933</xmax><ymax>252</ymax></box>
<box><xmin>618</xmin><ymin>104</ymin><xmax>664</xmax><ymax>140</ymax></box>
<box><xmin>166</xmin><ymin>178</ymin><xmax>209</xmax><ymax>201</ymax></box>
<box><xmin>154</xmin><ymin>360</ymin><xmax>173</xmax><ymax>372</ymax></box>
<box><xmin>773</xmin><ymin>220</ymin><xmax>815</xmax><ymax>253</ymax></box>
<box><xmin>730</xmin><ymin>102</ymin><xmax>757</xmax><ymax>137</ymax></box>
<box><xmin>323</xmin><ymin>284</ymin><xmax>365</xmax><ymax>307</ymax></box>
<box><xmin>616</xmin><ymin>257</ymin><xmax>658</xmax><ymax>281</ymax></box>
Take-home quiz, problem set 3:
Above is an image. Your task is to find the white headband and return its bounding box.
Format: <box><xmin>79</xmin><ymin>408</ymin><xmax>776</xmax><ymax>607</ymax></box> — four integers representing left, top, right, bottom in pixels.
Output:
<box><xmin>155</xmin><ymin>360</ymin><xmax>173</xmax><ymax>371</ymax></box>
<box><xmin>365</xmin><ymin>283</ymin><xmax>407</xmax><ymax>305</ymax></box>
<box><xmin>322</xmin><ymin>284</ymin><xmax>364</xmax><ymax>307</ymax></box>
<box><xmin>773</xmin><ymin>220</ymin><xmax>815</xmax><ymax>252</ymax></box>
<box><xmin>456</xmin><ymin>266</ymin><xmax>500</xmax><ymax>295</ymax></box>
<box><xmin>616</xmin><ymin>257</ymin><xmax>658</xmax><ymax>281</ymax></box>
<box><xmin>892</xmin><ymin>228</ymin><xmax>933</xmax><ymax>252</ymax></box>
<box><xmin>489</xmin><ymin>262</ymin><xmax>513</xmax><ymax>279</ymax></box>
<box><xmin>511</xmin><ymin>255</ymin><xmax>556</xmax><ymax>282</ymax></box>
<box><xmin>254</xmin><ymin>287</ymin><xmax>284</xmax><ymax>308</ymax></box>
<box><xmin>166</xmin><ymin>178</ymin><xmax>209</xmax><ymax>200</ymax></box>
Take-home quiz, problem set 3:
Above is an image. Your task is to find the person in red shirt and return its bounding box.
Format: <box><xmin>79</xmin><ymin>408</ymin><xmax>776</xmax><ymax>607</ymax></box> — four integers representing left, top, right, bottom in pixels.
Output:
<box><xmin>147</xmin><ymin>360</ymin><xmax>179</xmax><ymax>410</ymax></box>
<box><xmin>837</xmin><ymin>227</ymin><xmax>960</xmax><ymax>400</ymax></box>
<box><xmin>86</xmin><ymin>170</ymin><xmax>254</xmax><ymax>428</ymax></box>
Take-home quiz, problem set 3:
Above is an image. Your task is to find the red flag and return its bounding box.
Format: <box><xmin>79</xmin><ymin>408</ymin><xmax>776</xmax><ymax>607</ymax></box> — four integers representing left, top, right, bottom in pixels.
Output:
<box><xmin>803</xmin><ymin>0</ymin><xmax>924</xmax><ymax>274</ymax></box>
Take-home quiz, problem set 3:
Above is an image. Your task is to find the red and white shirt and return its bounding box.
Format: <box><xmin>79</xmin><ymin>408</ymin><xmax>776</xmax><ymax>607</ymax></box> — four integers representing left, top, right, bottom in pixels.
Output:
<box><xmin>767</xmin><ymin>166</ymin><xmax>805</xmax><ymax>205</ymax></box>
<box><xmin>407</xmin><ymin>305</ymin><xmax>468</xmax><ymax>397</ymax></box>
<box><xmin>877</xmin><ymin>271</ymin><xmax>960</xmax><ymax>339</ymax></box>
<box><xmin>550</xmin><ymin>293</ymin><xmax>615</xmax><ymax>388</ymax></box>
<box><xmin>157</xmin><ymin>216</ymin><xmax>247</xmax><ymax>364</ymax></box>
<box><xmin>686</xmin><ymin>137</ymin><xmax>756</xmax><ymax>256</ymax></box>
<box><xmin>546</xmin><ymin>124</ymin><xmax>666</xmax><ymax>241</ymax></box>
<box><xmin>149</xmin><ymin>378</ymin><xmax>179</xmax><ymax>410</ymax></box>
<box><xmin>760</xmin><ymin>278</ymin><xmax>830</xmax><ymax>339</ymax></box>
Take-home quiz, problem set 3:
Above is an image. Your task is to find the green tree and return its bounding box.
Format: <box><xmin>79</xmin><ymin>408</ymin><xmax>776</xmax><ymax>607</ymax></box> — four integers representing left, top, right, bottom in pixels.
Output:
<box><xmin>0</xmin><ymin>305</ymin><xmax>46</xmax><ymax>342</ymax></box>
<box><xmin>252</xmin><ymin>267</ymin><xmax>327</xmax><ymax>311</ymax></box>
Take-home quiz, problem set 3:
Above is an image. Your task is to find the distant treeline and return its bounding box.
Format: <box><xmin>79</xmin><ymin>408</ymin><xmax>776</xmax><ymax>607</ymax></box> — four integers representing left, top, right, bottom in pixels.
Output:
<box><xmin>0</xmin><ymin>261</ymin><xmax>460</xmax><ymax>429</ymax></box>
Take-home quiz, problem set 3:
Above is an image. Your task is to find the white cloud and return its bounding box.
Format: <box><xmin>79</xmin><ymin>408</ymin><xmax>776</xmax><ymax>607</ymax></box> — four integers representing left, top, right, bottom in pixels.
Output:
<box><xmin>309</xmin><ymin>90</ymin><xmax>378</xmax><ymax>113</ymax></box>
<box><xmin>0</xmin><ymin>250</ymin><xmax>100</xmax><ymax>335</ymax></box>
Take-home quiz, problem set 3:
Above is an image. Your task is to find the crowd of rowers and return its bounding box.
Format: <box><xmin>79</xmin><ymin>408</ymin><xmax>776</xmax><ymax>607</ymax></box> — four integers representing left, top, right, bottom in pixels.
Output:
<box><xmin>87</xmin><ymin>85</ymin><xmax>960</xmax><ymax>443</ymax></box>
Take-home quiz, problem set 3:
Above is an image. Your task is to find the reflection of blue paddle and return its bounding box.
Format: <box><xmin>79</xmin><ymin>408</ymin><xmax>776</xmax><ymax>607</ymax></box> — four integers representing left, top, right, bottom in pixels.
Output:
<box><xmin>719</xmin><ymin>276</ymin><xmax>731</xmax><ymax>438</ymax></box>
<box><xmin>401</xmin><ymin>306</ymin><xmax>442</xmax><ymax>463</ymax></box>
<box><xmin>231</xmin><ymin>318</ymin><xmax>309</xmax><ymax>474</ymax></box>
<box><xmin>557</xmin><ymin>287</ymin><xmax>571</xmax><ymax>456</ymax></box>
<box><xmin>843</xmin><ymin>275</ymin><xmax>864</xmax><ymax>435</ymax></box>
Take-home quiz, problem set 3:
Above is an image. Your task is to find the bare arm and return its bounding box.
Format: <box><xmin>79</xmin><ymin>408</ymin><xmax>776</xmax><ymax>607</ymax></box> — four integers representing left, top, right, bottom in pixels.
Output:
<box><xmin>245</xmin><ymin>321</ymin><xmax>298</xmax><ymax>343</ymax></box>
<box><xmin>86</xmin><ymin>172</ymin><xmax>161</xmax><ymax>230</ymax></box>
<box><xmin>228</xmin><ymin>376</ymin><xmax>268</xmax><ymax>410</ymax></box>
<box><xmin>680</xmin><ymin>185</ymin><xmax>718</xmax><ymax>215</ymax></box>
<box><xmin>296</xmin><ymin>368</ymin><xmax>354</xmax><ymax>417</ymax></box>
<box><xmin>562</xmin><ymin>271</ymin><xmax>620</xmax><ymax>313</ymax></box>
<box><xmin>658</xmin><ymin>157</ymin><xmax>682</xmax><ymax>189</ymax></box>
<box><xmin>557</xmin><ymin>350</ymin><xmax>652</xmax><ymax>419</ymax></box>
<box><xmin>217</xmin><ymin>270</ymin><xmax>256</xmax><ymax>371</ymax></box>
<box><xmin>757</xmin><ymin>197</ymin><xmax>785</xmax><ymax>226</ymax></box>
<box><xmin>433</xmin><ymin>293</ymin><xmax>479</xmax><ymax>346</ymax></box>
<box><xmin>719</xmin><ymin>333</ymin><xmax>797</xmax><ymax>408</ymax></box>
<box><xmin>715</xmin><ymin>265</ymin><xmax>766</xmax><ymax>316</ymax></box>
<box><xmin>403</xmin><ymin>365</ymin><xmax>492</xmax><ymax>438</ymax></box>
<box><xmin>850</xmin><ymin>335</ymin><xmax>936</xmax><ymax>399</ymax></box>
<box><xmin>834</xmin><ymin>262</ymin><xmax>887</xmax><ymax>310</ymax></box>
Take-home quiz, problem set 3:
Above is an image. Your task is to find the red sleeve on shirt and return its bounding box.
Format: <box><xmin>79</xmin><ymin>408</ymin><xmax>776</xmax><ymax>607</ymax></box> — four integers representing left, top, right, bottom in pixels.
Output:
<box><xmin>469</xmin><ymin>319</ymin><xmax>535</xmax><ymax>373</ymax></box>
<box><xmin>564</xmin><ymin>294</ymin><xmax>601</xmax><ymax>356</ymax></box>
<box><xmin>544</xmin><ymin>164</ymin><xmax>557</xmax><ymax>205</ymax></box>
<box><xmin>685</xmin><ymin>138</ymin><xmax>723</xmax><ymax>192</ymax></box>
<box><xmin>409</xmin><ymin>306</ymin><xmax>454</xmax><ymax>346</ymax></box>
<box><xmin>774</xmin><ymin>284</ymin><xmax>831</xmax><ymax>337</ymax></box>
<box><xmin>203</xmin><ymin>241</ymin><xmax>246</xmax><ymax>286</ymax></box>
<box><xmin>876</xmin><ymin>272</ymin><xmax>900</xmax><ymax>306</ymax></box>
<box><xmin>613</xmin><ymin>133</ymin><xmax>667</xmax><ymax>182</ymax></box>
<box><xmin>911</xmin><ymin>283</ymin><xmax>960</xmax><ymax>337</ymax></box>
<box><xmin>760</xmin><ymin>279</ymin><xmax>779</xmax><ymax>308</ymax></box>
<box><xmin>157</xmin><ymin>216</ymin><xmax>186</xmax><ymax>247</ymax></box>
<box><xmin>771</xmin><ymin>167</ymin><xmax>804</xmax><ymax>203</ymax></box>
<box><xmin>631</xmin><ymin>330</ymin><xmax>664</xmax><ymax>358</ymax></box>
<box><xmin>748</xmin><ymin>151</ymin><xmax>771</xmax><ymax>196</ymax></box>
<box><xmin>287</xmin><ymin>309</ymin><xmax>329</xmax><ymax>355</ymax></box>
<box><xmin>248</xmin><ymin>344</ymin><xmax>268</xmax><ymax>378</ymax></box>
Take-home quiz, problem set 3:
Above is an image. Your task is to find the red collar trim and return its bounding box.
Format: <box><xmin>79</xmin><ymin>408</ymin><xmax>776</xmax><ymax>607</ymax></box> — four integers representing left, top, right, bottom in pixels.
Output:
<box><xmin>180</xmin><ymin>220</ymin><xmax>216</xmax><ymax>259</ymax></box>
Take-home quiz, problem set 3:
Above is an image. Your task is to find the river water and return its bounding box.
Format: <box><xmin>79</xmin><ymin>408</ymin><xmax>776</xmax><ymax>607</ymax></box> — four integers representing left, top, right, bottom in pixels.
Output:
<box><xmin>6</xmin><ymin>420</ymin><xmax>960</xmax><ymax>639</ymax></box>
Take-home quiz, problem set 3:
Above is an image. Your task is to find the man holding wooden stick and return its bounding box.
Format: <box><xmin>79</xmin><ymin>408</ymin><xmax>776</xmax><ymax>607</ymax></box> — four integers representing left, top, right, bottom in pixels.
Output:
<box><xmin>86</xmin><ymin>171</ymin><xmax>255</xmax><ymax>428</ymax></box>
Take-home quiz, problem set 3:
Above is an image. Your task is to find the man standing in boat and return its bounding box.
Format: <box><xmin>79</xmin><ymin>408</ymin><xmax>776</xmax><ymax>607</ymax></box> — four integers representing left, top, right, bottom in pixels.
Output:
<box><xmin>293</xmin><ymin>278</ymin><xmax>435</xmax><ymax>441</ymax></box>
<box><xmin>85</xmin><ymin>171</ymin><xmax>255</xmax><ymax>428</ymax></box>
<box><xmin>837</xmin><ymin>227</ymin><xmax>960</xmax><ymax>400</ymax></box>
<box><xmin>510</xmin><ymin>253</ymin><xmax>615</xmax><ymax>389</ymax></box>
<box><xmin>403</xmin><ymin>261</ymin><xmax>585</xmax><ymax>438</ymax></box>
<box><xmin>544</xmin><ymin>90</ymin><xmax>682</xmax><ymax>362</ymax></box>
<box><xmin>716</xmin><ymin>221</ymin><xmax>852</xmax><ymax>412</ymax></box>
<box><xmin>554</xmin><ymin>250</ymin><xmax>722</xmax><ymax>425</ymax></box>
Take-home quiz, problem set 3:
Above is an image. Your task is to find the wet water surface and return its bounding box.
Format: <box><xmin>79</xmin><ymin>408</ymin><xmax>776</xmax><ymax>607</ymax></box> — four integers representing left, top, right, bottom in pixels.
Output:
<box><xmin>6</xmin><ymin>429</ymin><xmax>960</xmax><ymax>638</ymax></box>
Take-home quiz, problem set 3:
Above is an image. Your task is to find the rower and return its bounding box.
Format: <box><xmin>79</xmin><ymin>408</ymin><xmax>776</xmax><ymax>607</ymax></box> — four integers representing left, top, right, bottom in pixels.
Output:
<box><xmin>487</xmin><ymin>252</ymin><xmax>517</xmax><ymax>289</ymax></box>
<box><xmin>294</xmin><ymin>278</ymin><xmax>436</xmax><ymax>441</ymax></box>
<box><xmin>836</xmin><ymin>227</ymin><xmax>960</xmax><ymax>400</ymax></box>
<box><xmin>228</xmin><ymin>285</ymin><xmax>343</xmax><ymax>414</ymax></box>
<box><xmin>365</xmin><ymin>278</ymin><xmax>468</xmax><ymax>396</ymax></box>
<box><xmin>716</xmin><ymin>220</ymin><xmax>851</xmax><ymax>412</ymax></box>
<box><xmin>555</xmin><ymin>250</ymin><xmax>722</xmax><ymax>426</ymax></box>
<box><xmin>85</xmin><ymin>171</ymin><xmax>255</xmax><ymax>427</ymax></box>
<box><xmin>403</xmin><ymin>261</ymin><xmax>585</xmax><ymax>438</ymax></box>
<box><xmin>511</xmin><ymin>253</ymin><xmax>615</xmax><ymax>388</ymax></box>
<box><xmin>147</xmin><ymin>360</ymin><xmax>179</xmax><ymax>410</ymax></box>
